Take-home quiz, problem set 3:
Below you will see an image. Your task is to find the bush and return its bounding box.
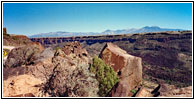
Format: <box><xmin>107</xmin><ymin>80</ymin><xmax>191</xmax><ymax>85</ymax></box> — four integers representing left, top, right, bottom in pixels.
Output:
<box><xmin>130</xmin><ymin>89</ymin><xmax>136</xmax><ymax>94</ymax></box>
<box><xmin>55</xmin><ymin>47</ymin><xmax>61</xmax><ymax>51</ymax></box>
<box><xmin>90</xmin><ymin>56</ymin><xmax>119</xmax><ymax>97</ymax></box>
<box><xmin>44</xmin><ymin>55</ymin><xmax>99</xmax><ymax>97</ymax></box>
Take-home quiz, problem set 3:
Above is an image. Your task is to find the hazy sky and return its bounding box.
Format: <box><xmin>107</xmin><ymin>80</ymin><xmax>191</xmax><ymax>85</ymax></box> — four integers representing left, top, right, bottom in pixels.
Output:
<box><xmin>3</xmin><ymin>3</ymin><xmax>192</xmax><ymax>36</ymax></box>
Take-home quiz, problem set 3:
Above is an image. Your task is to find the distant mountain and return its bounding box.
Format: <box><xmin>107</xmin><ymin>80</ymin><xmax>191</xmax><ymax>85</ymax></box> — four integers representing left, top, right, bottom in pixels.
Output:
<box><xmin>102</xmin><ymin>26</ymin><xmax>183</xmax><ymax>35</ymax></box>
<box><xmin>29</xmin><ymin>31</ymin><xmax>100</xmax><ymax>38</ymax></box>
<box><xmin>29</xmin><ymin>26</ymin><xmax>184</xmax><ymax>38</ymax></box>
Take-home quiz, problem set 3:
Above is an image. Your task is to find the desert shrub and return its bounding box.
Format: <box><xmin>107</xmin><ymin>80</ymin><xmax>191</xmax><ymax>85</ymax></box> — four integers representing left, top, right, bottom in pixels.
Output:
<box><xmin>90</xmin><ymin>56</ymin><xmax>119</xmax><ymax>97</ymax></box>
<box><xmin>55</xmin><ymin>47</ymin><xmax>61</xmax><ymax>51</ymax></box>
<box><xmin>44</xmin><ymin>55</ymin><xmax>99</xmax><ymax>97</ymax></box>
<box><xmin>130</xmin><ymin>89</ymin><xmax>136</xmax><ymax>94</ymax></box>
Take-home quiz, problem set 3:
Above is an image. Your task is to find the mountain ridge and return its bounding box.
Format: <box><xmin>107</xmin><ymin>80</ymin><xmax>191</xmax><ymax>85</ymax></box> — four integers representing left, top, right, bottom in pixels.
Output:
<box><xmin>29</xmin><ymin>26</ymin><xmax>184</xmax><ymax>38</ymax></box>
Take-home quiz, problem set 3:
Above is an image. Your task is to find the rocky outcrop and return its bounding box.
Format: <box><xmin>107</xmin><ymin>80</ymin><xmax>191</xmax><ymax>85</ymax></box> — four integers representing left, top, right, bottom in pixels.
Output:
<box><xmin>3</xmin><ymin>43</ymin><xmax>99</xmax><ymax>97</ymax></box>
<box><xmin>3</xmin><ymin>34</ymin><xmax>34</xmax><ymax>46</ymax></box>
<box><xmin>3</xmin><ymin>47</ymin><xmax>54</xmax><ymax>82</ymax></box>
<box><xmin>4</xmin><ymin>44</ymin><xmax>44</xmax><ymax>68</ymax></box>
<box><xmin>3</xmin><ymin>75</ymin><xmax>43</xmax><ymax>97</ymax></box>
<box><xmin>100</xmin><ymin>43</ymin><xmax>142</xmax><ymax>97</ymax></box>
<box><xmin>3</xmin><ymin>39</ymin><xmax>192</xmax><ymax>97</ymax></box>
<box><xmin>62</xmin><ymin>41</ymin><xmax>88</xmax><ymax>57</ymax></box>
<box><xmin>43</xmin><ymin>48</ymin><xmax>99</xmax><ymax>97</ymax></box>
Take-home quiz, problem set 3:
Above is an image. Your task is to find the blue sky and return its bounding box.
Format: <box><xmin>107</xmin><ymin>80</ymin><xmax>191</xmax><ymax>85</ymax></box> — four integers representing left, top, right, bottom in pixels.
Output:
<box><xmin>3</xmin><ymin>3</ymin><xmax>192</xmax><ymax>36</ymax></box>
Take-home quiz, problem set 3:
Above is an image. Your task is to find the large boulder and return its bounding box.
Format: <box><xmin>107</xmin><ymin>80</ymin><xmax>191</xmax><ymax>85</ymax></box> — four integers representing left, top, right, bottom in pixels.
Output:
<box><xmin>100</xmin><ymin>43</ymin><xmax>142</xmax><ymax>97</ymax></box>
<box><xmin>31</xmin><ymin>47</ymin><xmax>54</xmax><ymax>64</ymax></box>
<box><xmin>4</xmin><ymin>44</ymin><xmax>44</xmax><ymax>68</ymax></box>
<box><xmin>3</xmin><ymin>47</ymin><xmax>54</xmax><ymax>82</ymax></box>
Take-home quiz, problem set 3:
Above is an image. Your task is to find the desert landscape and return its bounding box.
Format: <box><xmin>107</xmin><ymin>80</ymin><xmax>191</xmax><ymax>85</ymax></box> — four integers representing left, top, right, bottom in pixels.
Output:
<box><xmin>3</xmin><ymin>27</ymin><xmax>192</xmax><ymax>97</ymax></box>
<box><xmin>2</xmin><ymin>2</ymin><xmax>192</xmax><ymax>98</ymax></box>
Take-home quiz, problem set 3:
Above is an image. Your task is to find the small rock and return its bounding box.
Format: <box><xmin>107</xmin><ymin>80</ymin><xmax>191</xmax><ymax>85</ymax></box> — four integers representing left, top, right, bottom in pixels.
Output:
<box><xmin>135</xmin><ymin>87</ymin><xmax>153</xmax><ymax>97</ymax></box>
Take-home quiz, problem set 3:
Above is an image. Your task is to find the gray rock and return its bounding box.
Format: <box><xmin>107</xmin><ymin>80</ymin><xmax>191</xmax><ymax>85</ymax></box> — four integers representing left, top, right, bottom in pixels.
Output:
<box><xmin>4</xmin><ymin>45</ymin><xmax>42</xmax><ymax>68</ymax></box>
<box><xmin>44</xmin><ymin>50</ymin><xmax>99</xmax><ymax>97</ymax></box>
<box><xmin>32</xmin><ymin>47</ymin><xmax>54</xmax><ymax>64</ymax></box>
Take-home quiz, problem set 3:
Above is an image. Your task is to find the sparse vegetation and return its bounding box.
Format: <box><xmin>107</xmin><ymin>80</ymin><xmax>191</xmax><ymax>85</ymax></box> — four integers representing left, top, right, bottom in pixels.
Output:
<box><xmin>130</xmin><ymin>89</ymin><xmax>136</xmax><ymax>94</ymax></box>
<box><xmin>3</xmin><ymin>33</ymin><xmax>33</xmax><ymax>46</ymax></box>
<box><xmin>90</xmin><ymin>56</ymin><xmax>119</xmax><ymax>97</ymax></box>
<box><xmin>12</xmin><ymin>36</ymin><xmax>18</xmax><ymax>40</ymax></box>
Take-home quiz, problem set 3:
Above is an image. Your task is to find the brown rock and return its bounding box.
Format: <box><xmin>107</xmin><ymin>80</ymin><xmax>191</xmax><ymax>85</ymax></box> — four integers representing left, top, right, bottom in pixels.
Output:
<box><xmin>159</xmin><ymin>84</ymin><xmax>192</xmax><ymax>97</ymax></box>
<box><xmin>10</xmin><ymin>93</ymin><xmax>35</xmax><ymax>97</ymax></box>
<box><xmin>135</xmin><ymin>87</ymin><xmax>153</xmax><ymax>97</ymax></box>
<box><xmin>62</xmin><ymin>41</ymin><xmax>88</xmax><ymax>57</ymax></box>
<box><xmin>100</xmin><ymin>43</ymin><xmax>142</xmax><ymax>97</ymax></box>
<box><xmin>3</xmin><ymin>33</ymin><xmax>34</xmax><ymax>46</ymax></box>
<box><xmin>3</xmin><ymin>48</ymin><xmax>55</xmax><ymax>82</ymax></box>
<box><xmin>3</xmin><ymin>67</ymin><xmax>28</xmax><ymax>80</ymax></box>
<box><xmin>3</xmin><ymin>28</ymin><xmax>7</xmax><ymax>34</ymax></box>
<box><xmin>3</xmin><ymin>75</ymin><xmax>43</xmax><ymax>97</ymax></box>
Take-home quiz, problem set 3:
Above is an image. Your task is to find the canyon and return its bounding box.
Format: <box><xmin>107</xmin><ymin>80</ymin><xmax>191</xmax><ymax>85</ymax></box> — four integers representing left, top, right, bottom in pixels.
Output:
<box><xmin>3</xmin><ymin>29</ymin><xmax>192</xmax><ymax>97</ymax></box>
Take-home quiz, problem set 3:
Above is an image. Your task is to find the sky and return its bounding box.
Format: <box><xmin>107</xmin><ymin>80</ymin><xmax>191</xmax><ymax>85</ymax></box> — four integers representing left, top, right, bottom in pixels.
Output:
<box><xmin>3</xmin><ymin>3</ymin><xmax>192</xmax><ymax>36</ymax></box>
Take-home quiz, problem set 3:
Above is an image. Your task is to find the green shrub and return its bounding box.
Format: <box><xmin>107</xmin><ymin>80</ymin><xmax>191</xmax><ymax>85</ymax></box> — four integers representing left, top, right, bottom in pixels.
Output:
<box><xmin>90</xmin><ymin>56</ymin><xmax>119</xmax><ymax>97</ymax></box>
<box><xmin>130</xmin><ymin>89</ymin><xmax>136</xmax><ymax>94</ymax></box>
